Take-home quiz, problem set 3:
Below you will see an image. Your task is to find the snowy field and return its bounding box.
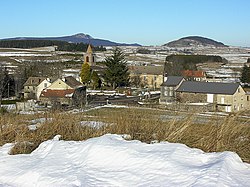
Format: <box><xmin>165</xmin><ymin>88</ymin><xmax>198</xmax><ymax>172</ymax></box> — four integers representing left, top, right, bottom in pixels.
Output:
<box><xmin>0</xmin><ymin>134</ymin><xmax>249</xmax><ymax>187</ymax></box>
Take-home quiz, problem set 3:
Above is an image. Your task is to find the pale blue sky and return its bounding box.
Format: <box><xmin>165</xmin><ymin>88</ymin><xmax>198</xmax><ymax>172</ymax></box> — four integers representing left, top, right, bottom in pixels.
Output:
<box><xmin>0</xmin><ymin>0</ymin><xmax>249</xmax><ymax>46</ymax></box>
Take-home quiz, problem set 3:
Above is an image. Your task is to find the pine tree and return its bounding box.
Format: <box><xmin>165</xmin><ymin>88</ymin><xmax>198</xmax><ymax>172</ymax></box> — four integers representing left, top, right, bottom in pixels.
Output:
<box><xmin>240</xmin><ymin>64</ymin><xmax>250</xmax><ymax>84</ymax></box>
<box><xmin>104</xmin><ymin>47</ymin><xmax>129</xmax><ymax>89</ymax></box>
<box><xmin>80</xmin><ymin>63</ymin><xmax>91</xmax><ymax>85</ymax></box>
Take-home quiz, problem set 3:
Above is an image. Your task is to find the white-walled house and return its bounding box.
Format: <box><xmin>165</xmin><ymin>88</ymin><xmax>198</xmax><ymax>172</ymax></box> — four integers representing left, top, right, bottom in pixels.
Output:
<box><xmin>23</xmin><ymin>77</ymin><xmax>51</xmax><ymax>100</ymax></box>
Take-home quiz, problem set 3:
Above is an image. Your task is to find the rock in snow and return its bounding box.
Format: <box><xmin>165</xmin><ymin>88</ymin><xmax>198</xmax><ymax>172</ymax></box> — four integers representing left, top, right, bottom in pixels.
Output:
<box><xmin>0</xmin><ymin>134</ymin><xmax>249</xmax><ymax>187</ymax></box>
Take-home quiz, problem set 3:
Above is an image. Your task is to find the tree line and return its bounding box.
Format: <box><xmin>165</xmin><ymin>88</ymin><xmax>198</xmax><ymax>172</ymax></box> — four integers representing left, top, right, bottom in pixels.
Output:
<box><xmin>0</xmin><ymin>40</ymin><xmax>106</xmax><ymax>52</ymax></box>
<box><xmin>165</xmin><ymin>54</ymin><xmax>226</xmax><ymax>76</ymax></box>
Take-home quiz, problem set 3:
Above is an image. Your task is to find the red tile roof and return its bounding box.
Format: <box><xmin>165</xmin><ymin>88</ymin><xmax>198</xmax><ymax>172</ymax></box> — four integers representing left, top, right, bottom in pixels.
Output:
<box><xmin>40</xmin><ymin>89</ymin><xmax>74</xmax><ymax>98</ymax></box>
<box><xmin>182</xmin><ymin>70</ymin><xmax>205</xmax><ymax>78</ymax></box>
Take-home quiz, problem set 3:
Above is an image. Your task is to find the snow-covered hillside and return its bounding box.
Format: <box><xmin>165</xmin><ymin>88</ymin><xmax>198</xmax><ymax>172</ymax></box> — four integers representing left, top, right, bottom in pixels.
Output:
<box><xmin>0</xmin><ymin>134</ymin><xmax>249</xmax><ymax>187</ymax></box>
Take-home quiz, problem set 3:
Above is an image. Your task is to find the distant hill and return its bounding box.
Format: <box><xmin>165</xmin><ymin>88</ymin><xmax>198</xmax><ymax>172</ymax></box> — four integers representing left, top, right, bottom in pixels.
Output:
<box><xmin>1</xmin><ymin>33</ymin><xmax>141</xmax><ymax>47</ymax></box>
<box><xmin>0</xmin><ymin>40</ymin><xmax>106</xmax><ymax>52</ymax></box>
<box><xmin>164</xmin><ymin>36</ymin><xmax>227</xmax><ymax>47</ymax></box>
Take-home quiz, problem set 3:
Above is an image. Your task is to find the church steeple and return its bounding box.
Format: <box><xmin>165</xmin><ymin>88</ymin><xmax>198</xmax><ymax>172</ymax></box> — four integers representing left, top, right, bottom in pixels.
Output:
<box><xmin>86</xmin><ymin>44</ymin><xmax>93</xmax><ymax>54</ymax></box>
<box><xmin>84</xmin><ymin>44</ymin><xmax>95</xmax><ymax>66</ymax></box>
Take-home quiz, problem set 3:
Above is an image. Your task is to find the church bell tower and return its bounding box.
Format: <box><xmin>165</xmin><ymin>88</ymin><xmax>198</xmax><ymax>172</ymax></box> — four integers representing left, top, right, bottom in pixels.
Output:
<box><xmin>84</xmin><ymin>44</ymin><xmax>96</xmax><ymax>66</ymax></box>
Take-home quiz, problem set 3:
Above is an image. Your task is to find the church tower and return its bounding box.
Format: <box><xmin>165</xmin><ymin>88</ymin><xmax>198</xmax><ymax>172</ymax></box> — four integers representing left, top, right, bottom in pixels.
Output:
<box><xmin>84</xmin><ymin>44</ymin><xmax>96</xmax><ymax>66</ymax></box>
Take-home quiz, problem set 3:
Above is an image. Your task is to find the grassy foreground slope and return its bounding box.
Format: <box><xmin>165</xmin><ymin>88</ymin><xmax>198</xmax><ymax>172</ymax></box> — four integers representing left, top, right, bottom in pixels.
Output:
<box><xmin>0</xmin><ymin>107</ymin><xmax>249</xmax><ymax>162</ymax></box>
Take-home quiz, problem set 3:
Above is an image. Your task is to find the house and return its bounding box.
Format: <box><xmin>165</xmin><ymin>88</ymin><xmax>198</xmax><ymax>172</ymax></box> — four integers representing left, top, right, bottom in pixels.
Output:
<box><xmin>176</xmin><ymin>81</ymin><xmax>249</xmax><ymax>112</ymax></box>
<box><xmin>40</xmin><ymin>76</ymin><xmax>83</xmax><ymax>106</ymax></box>
<box><xmin>182</xmin><ymin>70</ymin><xmax>206</xmax><ymax>81</ymax></box>
<box><xmin>129</xmin><ymin>66</ymin><xmax>164</xmax><ymax>89</ymax></box>
<box><xmin>159</xmin><ymin>76</ymin><xmax>184</xmax><ymax>104</ymax></box>
<box><xmin>23</xmin><ymin>77</ymin><xmax>51</xmax><ymax>100</ymax></box>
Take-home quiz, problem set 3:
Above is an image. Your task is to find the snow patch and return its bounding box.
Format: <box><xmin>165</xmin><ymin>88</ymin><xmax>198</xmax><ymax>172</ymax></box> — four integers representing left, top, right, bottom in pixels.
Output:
<box><xmin>0</xmin><ymin>134</ymin><xmax>249</xmax><ymax>186</ymax></box>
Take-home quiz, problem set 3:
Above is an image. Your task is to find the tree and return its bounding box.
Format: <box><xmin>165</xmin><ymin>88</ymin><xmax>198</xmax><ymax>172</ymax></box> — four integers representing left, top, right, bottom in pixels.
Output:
<box><xmin>104</xmin><ymin>47</ymin><xmax>129</xmax><ymax>89</ymax></box>
<box><xmin>91</xmin><ymin>71</ymin><xmax>101</xmax><ymax>89</ymax></box>
<box><xmin>130</xmin><ymin>75</ymin><xmax>144</xmax><ymax>88</ymax></box>
<box><xmin>240</xmin><ymin>64</ymin><xmax>250</xmax><ymax>84</ymax></box>
<box><xmin>0</xmin><ymin>66</ymin><xmax>15</xmax><ymax>105</ymax></box>
<box><xmin>80</xmin><ymin>63</ymin><xmax>91</xmax><ymax>85</ymax></box>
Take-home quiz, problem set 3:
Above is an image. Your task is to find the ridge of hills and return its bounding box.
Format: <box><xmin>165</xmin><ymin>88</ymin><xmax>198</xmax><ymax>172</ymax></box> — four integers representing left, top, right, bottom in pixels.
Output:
<box><xmin>0</xmin><ymin>33</ymin><xmax>141</xmax><ymax>47</ymax></box>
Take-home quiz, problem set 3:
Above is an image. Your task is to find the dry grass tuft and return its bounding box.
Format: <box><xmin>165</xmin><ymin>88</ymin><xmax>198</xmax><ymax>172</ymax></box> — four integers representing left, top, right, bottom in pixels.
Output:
<box><xmin>0</xmin><ymin>108</ymin><xmax>249</xmax><ymax>162</ymax></box>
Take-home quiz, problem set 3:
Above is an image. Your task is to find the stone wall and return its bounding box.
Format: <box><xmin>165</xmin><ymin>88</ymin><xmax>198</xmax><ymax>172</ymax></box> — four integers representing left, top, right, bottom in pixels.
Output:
<box><xmin>177</xmin><ymin>92</ymin><xmax>207</xmax><ymax>103</ymax></box>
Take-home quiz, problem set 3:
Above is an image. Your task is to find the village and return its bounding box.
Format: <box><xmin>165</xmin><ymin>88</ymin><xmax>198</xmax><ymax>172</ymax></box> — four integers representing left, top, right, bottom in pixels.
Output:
<box><xmin>1</xmin><ymin>1</ymin><xmax>250</xmax><ymax>186</ymax></box>
<box><xmin>0</xmin><ymin>43</ymin><xmax>250</xmax><ymax>114</ymax></box>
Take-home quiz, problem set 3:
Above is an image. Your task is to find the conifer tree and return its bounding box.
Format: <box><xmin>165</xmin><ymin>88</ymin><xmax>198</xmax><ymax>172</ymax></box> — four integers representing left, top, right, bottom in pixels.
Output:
<box><xmin>240</xmin><ymin>64</ymin><xmax>250</xmax><ymax>84</ymax></box>
<box><xmin>104</xmin><ymin>47</ymin><xmax>129</xmax><ymax>89</ymax></box>
<box><xmin>80</xmin><ymin>63</ymin><xmax>91</xmax><ymax>85</ymax></box>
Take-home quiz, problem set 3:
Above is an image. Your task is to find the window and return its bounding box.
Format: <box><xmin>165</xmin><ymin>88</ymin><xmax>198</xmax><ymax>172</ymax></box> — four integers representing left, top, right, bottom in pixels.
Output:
<box><xmin>164</xmin><ymin>91</ymin><xmax>168</xmax><ymax>96</ymax></box>
<box><xmin>238</xmin><ymin>88</ymin><xmax>240</xmax><ymax>93</ymax></box>
<box><xmin>247</xmin><ymin>96</ymin><xmax>249</xmax><ymax>101</ymax></box>
<box><xmin>221</xmin><ymin>97</ymin><xmax>225</xmax><ymax>104</ymax></box>
<box><xmin>44</xmin><ymin>83</ymin><xmax>47</xmax><ymax>88</ymax></box>
<box><xmin>86</xmin><ymin>56</ymin><xmax>89</xmax><ymax>62</ymax></box>
<box><xmin>169</xmin><ymin>91</ymin><xmax>173</xmax><ymax>96</ymax></box>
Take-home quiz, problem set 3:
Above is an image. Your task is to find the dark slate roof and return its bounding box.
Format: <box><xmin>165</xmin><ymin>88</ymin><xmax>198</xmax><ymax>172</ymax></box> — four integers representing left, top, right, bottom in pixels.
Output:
<box><xmin>64</xmin><ymin>76</ymin><xmax>82</xmax><ymax>88</ymax></box>
<box><xmin>23</xmin><ymin>77</ymin><xmax>47</xmax><ymax>86</ymax></box>
<box><xmin>176</xmin><ymin>81</ymin><xmax>240</xmax><ymax>95</ymax></box>
<box><xmin>161</xmin><ymin>76</ymin><xmax>184</xmax><ymax>86</ymax></box>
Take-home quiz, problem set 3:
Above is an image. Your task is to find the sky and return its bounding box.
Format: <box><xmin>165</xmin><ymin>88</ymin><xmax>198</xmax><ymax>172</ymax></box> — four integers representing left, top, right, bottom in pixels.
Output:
<box><xmin>0</xmin><ymin>0</ymin><xmax>250</xmax><ymax>47</ymax></box>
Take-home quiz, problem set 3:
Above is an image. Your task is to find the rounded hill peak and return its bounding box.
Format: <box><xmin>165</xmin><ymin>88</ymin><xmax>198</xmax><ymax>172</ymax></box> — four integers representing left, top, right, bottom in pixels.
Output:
<box><xmin>164</xmin><ymin>36</ymin><xmax>227</xmax><ymax>47</ymax></box>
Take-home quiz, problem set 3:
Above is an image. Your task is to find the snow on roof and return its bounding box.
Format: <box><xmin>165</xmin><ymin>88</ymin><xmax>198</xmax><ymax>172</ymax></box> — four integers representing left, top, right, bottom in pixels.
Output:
<box><xmin>0</xmin><ymin>134</ymin><xmax>249</xmax><ymax>186</ymax></box>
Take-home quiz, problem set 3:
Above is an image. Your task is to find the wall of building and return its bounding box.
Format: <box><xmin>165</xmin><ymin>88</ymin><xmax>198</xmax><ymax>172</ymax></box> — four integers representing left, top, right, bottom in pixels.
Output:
<box><xmin>159</xmin><ymin>86</ymin><xmax>177</xmax><ymax>103</ymax></box>
<box><xmin>216</xmin><ymin>86</ymin><xmax>248</xmax><ymax>112</ymax></box>
<box><xmin>48</xmin><ymin>79</ymin><xmax>72</xmax><ymax>90</ymax></box>
<box><xmin>24</xmin><ymin>86</ymin><xmax>36</xmax><ymax>99</ymax></box>
<box><xmin>140</xmin><ymin>74</ymin><xmax>163</xmax><ymax>89</ymax></box>
<box><xmin>177</xmin><ymin>92</ymin><xmax>207</xmax><ymax>103</ymax></box>
<box><xmin>36</xmin><ymin>80</ymin><xmax>51</xmax><ymax>100</ymax></box>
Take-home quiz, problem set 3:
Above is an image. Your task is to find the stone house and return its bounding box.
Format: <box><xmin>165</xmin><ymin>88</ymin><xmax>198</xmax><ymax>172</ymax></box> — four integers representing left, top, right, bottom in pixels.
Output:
<box><xmin>23</xmin><ymin>77</ymin><xmax>51</xmax><ymax>100</ymax></box>
<box><xmin>40</xmin><ymin>76</ymin><xmax>83</xmax><ymax>106</ymax></box>
<box><xmin>176</xmin><ymin>81</ymin><xmax>249</xmax><ymax>112</ymax></box>
<box><xmin>129</xmin><ymin>66</ymin><xmax>164</xmax><ymax>89</ymax></box>
<box><xmin>159</xmin><ymin>76</ymin><xmax>184</xmax><ymax>104</ymax></box>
